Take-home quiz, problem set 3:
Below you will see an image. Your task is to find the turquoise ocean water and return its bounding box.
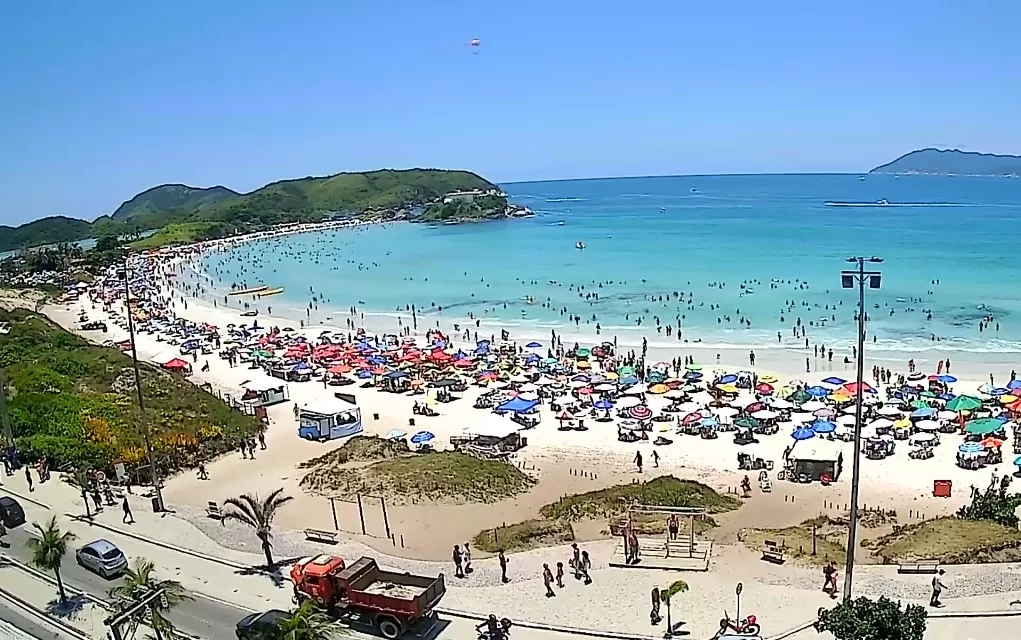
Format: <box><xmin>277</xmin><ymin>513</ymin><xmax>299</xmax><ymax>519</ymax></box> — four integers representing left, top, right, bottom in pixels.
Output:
<box><xmin>192</xmin><ymin>174</ymin><xmax>1021</xmax><ymax>355</ymax></box>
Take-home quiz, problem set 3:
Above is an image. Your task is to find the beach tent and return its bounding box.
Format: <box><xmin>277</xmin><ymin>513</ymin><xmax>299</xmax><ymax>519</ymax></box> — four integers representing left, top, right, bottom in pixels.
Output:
<box><xmin>298</xmin><ymin>396</ymin><xmax>363</xmax><ymax>442</ymax></box>
<box><xmin>162</xmin><ymin>358</ymin><xmax>191</xmax><ymax>372</ymax></box>
<box><xmin>495</xmin><ymin>397</ymin><xmax>539</xmax><ymax>414</ymax></box>
<box><xmin>789</xmin><ymin>439</ymin><xmax>843</xmax><ymax>481</ymax></box>
<box><xmin>240</xmin><ymin>377</ymin><xmax>290</xmax><ymax>407</ymax></box>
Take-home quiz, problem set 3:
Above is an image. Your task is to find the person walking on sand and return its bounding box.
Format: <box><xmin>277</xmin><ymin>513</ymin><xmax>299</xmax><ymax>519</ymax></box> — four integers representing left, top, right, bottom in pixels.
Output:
<box><xmin>822</xmin><ymin>561</ymin><xmax>837</xmax><ymax>597</ymax></box>
<box><xmin>258</xmin><ymin>432</ymin><xmax>266</xmax><ymax>450</ymax></box>
<box><xmin>197</xmin><ymin>463</ymin><xmax>208</xmax><ymax>480</ymax></box>
<box><xmin>452</xmin><ymin>545</ymin><xmax>464</xmax><ymax>579</ymax></box>
<box><xmin>634</xmin><ymin>451</ymin><xmax>643</xmax><ymax>473</ymax></box>
<box><xmin>122</xmin><ymin>496</ymin><xmax>134</xmax><ymax>524</ymax></box>
<box><xmin>498</xmin><ymin>549</ymin><xmax>509</xmax><ymax>583</ymax></box>
<box><xmin>542</xmin><ymin>563</ymin><xmax>556</xmax><ymax>597</ymax></box>
<box><xmin>651</xmin><ymin>450</ymin><xmax>660</xmax><ymax>468</ymax></box>
<box><xmin>580</xmin><ymin>550</ymin><xmax>592</xmax><ymax>584</ymax></box>
<box><xmin>555</xmin><ymin>561</ymin><xmax>565</xmax><ymax>588</ymax></box>
<box><xmin>931</xmin><ymin>569</ymin><xmax>946</xmax><ymax>607</ymax></box>
<box><xmin>463</xmin><ymin>542</ymin><xmax>473</xmax><ymax>574</ymax></box>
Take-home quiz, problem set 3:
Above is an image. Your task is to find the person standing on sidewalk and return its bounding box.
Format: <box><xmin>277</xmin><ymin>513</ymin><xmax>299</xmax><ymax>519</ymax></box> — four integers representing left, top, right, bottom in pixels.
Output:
<box><xmin>650</xmin><ymin>587</ymin><xmax>662</xmax><ymax>625</ymax></box>
<box><xmin>571</xmin><ymin>543</ymin><xmax>582</xmax><ymax>579</ymax></box>
<box><xmin>24</xmin><ymin>465</ymin><xmax>33</xmax><ymax>492</ymax></box>
<box><xmin>463</xmin><ymin>542</ymin><xmax>472</xmax><ymax>574</ymax></box>
<box><xmin>930</xmin><ymin>569</ymin><xmax>946</xmax><ymax>607</ymax></box>
<box><xmin>498</xmin><ymin>550</ymin><xmax>509</xmax><ymax>583</ymax></box>
<box><xmin>452</xmin><ymin>544</ymin><xmax>464</xmax><ymax>579</ymax></box>
<box><xmin>542</xmin><ymin>563</ymin><xmax>555</xmax><ymax>597</ymax></box>
<box><xmin>580</xmin><ymin>550</ymin><xmax>592</xmax><ymax>584</ymax></box>
<box><xmin>122</xmin><ymin>497</ymin><xmax>134</xmax><ymax>524</ymax></box>
<box><xmin>555</xmin><ymin>562</ymin><xmax>564</xmax><ymax>588</ymax></box>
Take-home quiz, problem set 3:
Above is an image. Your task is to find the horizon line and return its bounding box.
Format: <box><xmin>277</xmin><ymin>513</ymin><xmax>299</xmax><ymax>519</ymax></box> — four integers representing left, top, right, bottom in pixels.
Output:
<box><xmin>499</xmin><ymin>171</ymin><xmax>870</xmax><ymax>186</ymax></box>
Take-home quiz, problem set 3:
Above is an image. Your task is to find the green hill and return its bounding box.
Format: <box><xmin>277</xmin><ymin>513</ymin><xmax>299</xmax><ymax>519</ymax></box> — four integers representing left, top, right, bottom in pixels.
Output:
<box><xmin>199</xmin><ymin>169</ymin><xmax>497</xmax><ymax>227</ymax></box>
<box><xmin>871</xmin><ymin>148</ymin><xmax>1021</xmax><ymax>176</ymax></box>
<box><xmin>111</xmin><ymin>183</ymin><xmax>239</xmax><ymax>220</ymax></box>
<box><xmin>3</xmin><ymin>168</ymin><xmax>498</xmax><ymax>253</ymax></box>
<box><xmin>0</xmin><ymin>216</ymin><xmax>94</xmax><ymax>253</ymax></box>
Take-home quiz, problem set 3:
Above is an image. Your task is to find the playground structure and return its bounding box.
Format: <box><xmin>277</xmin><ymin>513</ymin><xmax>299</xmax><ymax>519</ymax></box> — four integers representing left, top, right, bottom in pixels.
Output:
<box><xmin>609</xmin><ymin>504</ymin><xmax>713</xmax><ymax>571</ymax></box>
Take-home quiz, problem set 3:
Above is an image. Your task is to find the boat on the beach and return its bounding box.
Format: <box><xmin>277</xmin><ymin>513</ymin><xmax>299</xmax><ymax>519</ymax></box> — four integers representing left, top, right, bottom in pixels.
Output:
<box><xmin>257</xmin><ymin>287</ymin><xmax>285</xmax><ymax>297</ymax></box>
<box><xmin>576</xmin><ymin>241</ymin><xmax>585</xmax><ymax>249</ymax></box>
<box><xmin>229</xmin><ymin>285</ymin><xmax>268</xmax><ymax>295</ymax></box>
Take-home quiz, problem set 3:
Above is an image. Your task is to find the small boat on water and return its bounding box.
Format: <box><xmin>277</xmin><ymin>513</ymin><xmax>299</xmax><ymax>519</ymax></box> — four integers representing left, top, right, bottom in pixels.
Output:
<box><xmin>576</xmin><ymin>241</ymin><xmax>586</xmax><ymax>249</ymax></box>
<box><xmin>230</xmin><ymin>285</ymin><xmax>267</xmax><ymax>296</ymax></box>
<box><xmin>690</xmin><ymin>188</ymin><xmax>697</xmax><ymax>193</ymax></box>
<box><xmin>257</xmin><ymin>287</ymin><xmax>285</xmax><ymax>297</ymax></box>
<box><xmin>557</xmin><ymin>221</ymin><xmax>565</xmax><ymax>226</ymax></box>
<box><xmin>660</xmin><ymin>207</ymin><xmax>666</xmax><ymax>212</ymax></box>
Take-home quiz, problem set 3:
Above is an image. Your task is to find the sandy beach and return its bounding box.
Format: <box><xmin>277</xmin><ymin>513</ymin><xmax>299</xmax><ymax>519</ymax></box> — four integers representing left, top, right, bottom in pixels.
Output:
<box><xmin>31</xmin><ymin>235</ymin><xmax>1017</xmax><ymax>566</ymax></box>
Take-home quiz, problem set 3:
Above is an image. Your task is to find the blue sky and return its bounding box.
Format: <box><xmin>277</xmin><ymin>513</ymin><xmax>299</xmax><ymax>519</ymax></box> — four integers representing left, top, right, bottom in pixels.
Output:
<box><xmin>1</xmin><ymin>0</ymin><xmax>1018</xmax><ymax>225</ymax></box>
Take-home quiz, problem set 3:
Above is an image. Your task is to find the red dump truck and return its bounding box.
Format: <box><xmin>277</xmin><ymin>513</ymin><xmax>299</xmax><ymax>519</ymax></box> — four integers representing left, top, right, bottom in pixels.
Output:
<box><xmin>290</xmin><ymin>555</ymin><xmax>446</xmax><ymax>639</ymax></box>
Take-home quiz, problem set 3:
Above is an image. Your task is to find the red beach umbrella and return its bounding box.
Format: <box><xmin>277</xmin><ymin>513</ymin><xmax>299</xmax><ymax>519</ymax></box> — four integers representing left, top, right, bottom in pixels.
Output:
<box><xmin>629</xmin><ymin>405</ymin><xmax>653</xmax><ymax>420</ymax></box>
<box><xmin>557</xmin><ymin>411</ymin><xmax>573</xmax><ymax>421</ymax></box>
<box><xmin>683</xmin><ymin>412</ymin><xmax>702</xmax><ymax>424</ymax></box>
<box><xmin>842</xmin><ymin>381</ymin><xmax>874</xmax><ymax>395</ymax></box>
<box><xmin>454</xmin><ymin>359</ymin><xmax>474</xmax><ymax>368</ymax></box>
<box><xmin>755</xmin><ymin>383</ymin><xmax>774</xmax><ymax>394</ymax></box>
<box><xmin>328</xmin><ymin>364</ymin><xmax>352</xmax><ymax>374</ymax></box>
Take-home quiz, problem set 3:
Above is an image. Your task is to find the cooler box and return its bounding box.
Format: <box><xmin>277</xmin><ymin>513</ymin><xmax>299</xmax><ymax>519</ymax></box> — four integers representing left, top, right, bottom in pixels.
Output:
<box><xmin>933</xmin><ymin>480</ymin><xmax>952</xmax><ymax>498</ymax></box>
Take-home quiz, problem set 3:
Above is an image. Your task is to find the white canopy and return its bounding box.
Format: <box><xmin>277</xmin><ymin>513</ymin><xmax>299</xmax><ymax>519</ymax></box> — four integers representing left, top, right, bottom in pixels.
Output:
<box><xmin>915</xmin><ymin>420</ymin><xmax>940</xmax><ymax>432</ymax></box>
<box><xmin>836</xmin><ymin>414</ymin><xmax>858</xmax><ymax>425</ymax></box>
<box><xmin>876</xmin><ymin>406</ymin><xmax>902</xmax><ymax>416</ymax></box>
<box><xmin>751</xmin><ymin>409</ymin><xmax>778</xmax><ymax>420</ymax></box>
<box><xmin>802</xmin><ymin>400</ymin><xmax>826</xmax><ymax>412</ymax></box>
<box><xmin>791</xmin><ymin>439</ymin><xmax>842</xmax><ymax>462</ymax></box>
<box><xmin>615</xmin><ymin>396</ymin><xmax>642</xmax><ymax>408</ymax></box>
<box><xmin>769</xmin><ymin>398</ymin><xmax>794</xmax><ymax>410</ymax></box>
<box><xmin>465</xmin><ymin>418</ymin><xmax>519</xmax><ymax>439</ymax></box>
<box><xmin>624</xmin><ymin>383</ymin><xmax>648</xmax><ymax>395</ymax></box>
<box><xmin>242</xmin><ymin>377</ymin><xmax>286</xmax><ymax>392</ymax></box>
<box><xmin>868</xmin><ymin>418</ymin><xmax>893</xmax><ymax>430</ymax></box>
<box><xmin>301</xmin><ymin>396</ymin><xmax>357</xmax><ymax>416</ymax></box>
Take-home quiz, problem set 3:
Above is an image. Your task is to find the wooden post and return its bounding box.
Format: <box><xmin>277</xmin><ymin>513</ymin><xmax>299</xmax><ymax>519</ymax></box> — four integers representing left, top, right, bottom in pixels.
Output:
<box><xmin>380</xmin><ymin>496</ymin><xmax>391</xmax><ymax>538</ymax></box>
<box><xmin>688</xmin><ymin>514</ymin><xmax>695</xmax><ymax>557</ymax></box>
<box><xmin>330</xmin><ymin>498</ymin><xmax>339</xmax><ymax>531</ymax></box>
<box><xmin>357</xmin><ymin>493</ymin><xmax>367</xmax><ymax>535</ymax></box>
<box><xmin>812</xmin><ymin>525</ymin><xmax>818</xmax><ymax>555</ymax></box>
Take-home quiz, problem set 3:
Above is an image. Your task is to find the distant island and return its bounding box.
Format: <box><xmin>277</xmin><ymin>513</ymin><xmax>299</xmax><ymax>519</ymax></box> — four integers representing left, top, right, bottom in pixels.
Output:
<box><xmin>1</xmin><ymin>168</ymin><xmax>499</xmax><ymax>252</ymax></box>
<box><xmin>413</xmin><ymin>189</ymin><xmax>531</xmax><ymax>224</ymax></box>
<box><xmin>870</xmin><ymin>148</ymin><xmax>1021</xmax><ymax>177</ymax></box>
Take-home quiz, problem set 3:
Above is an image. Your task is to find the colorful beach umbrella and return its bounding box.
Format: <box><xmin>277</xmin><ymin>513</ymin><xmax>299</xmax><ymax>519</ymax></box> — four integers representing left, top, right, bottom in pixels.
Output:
<box><xmin>946</xmin><ymin>395</ymin><xmax>982</xmax><ymax>412</ymax></box>
<box><xmin>822</xmin><ymin>377</ymin><xmax>847</xmax><ymax>385</ymax></box>
<box><xmin>629</xmin><ymin>405</ymin><xmax>653</xmax><ymax>420</ymax></box>
<box><xmin>410</xmin><ymin>431</ymin><xmax>435</xmax><ymax>444</ymax></box>
<box><xmin>593</xmin><ymin>399</ymin><xmax>614</xmax><ymax>410</ymax></box>
<box><xmin>812</xmin><ymin>420</ymin><xmax>837</xmax><ymax>434</ymax></box>
<box><xmin>792</xmin><ymin>427</ymin><xmax>816</xmax><ymax>440</ymax></box>
<box><xmin>806</xmin><ymin>386</ymin><xmax>829</xmax><ymax>397</ymax></box>
<box><xmin>965</xmin><ymin>418</ymin><xmax>1002</xmax><ymax>436</ymax></box>
<box><xmin>526</xmin><ymin>342</ymin><xmax>542</xmax><ymax>348</ymax></box>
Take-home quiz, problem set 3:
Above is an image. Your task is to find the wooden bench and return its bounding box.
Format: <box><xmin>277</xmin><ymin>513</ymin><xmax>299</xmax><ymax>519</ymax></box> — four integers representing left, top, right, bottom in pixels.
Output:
<box><xmin>205</xmin><ymin>501</ymin><xmax>222</xmax><ymax>520</ymax></box>
<box><xmin>304</xmin><ymin>528</ymin><xmax>340</xmax><ymax>544</ymax></box>
<box><xmin>897</xmin><ymin>560</ymin><xmax>939</xmax><ymax>574</ymax></box>
<box><xmin>762</xmin><ymin>540</ymin><xmax>785</xmax><ymax>564</ymax></box>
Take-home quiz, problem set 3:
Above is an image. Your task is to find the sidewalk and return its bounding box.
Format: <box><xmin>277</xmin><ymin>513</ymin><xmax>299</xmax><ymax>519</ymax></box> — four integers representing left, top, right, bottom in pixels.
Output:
<box><xmin>0</xmin><ymin>557</ymin><xmax>110</xmax><ymax>639</ymax></box>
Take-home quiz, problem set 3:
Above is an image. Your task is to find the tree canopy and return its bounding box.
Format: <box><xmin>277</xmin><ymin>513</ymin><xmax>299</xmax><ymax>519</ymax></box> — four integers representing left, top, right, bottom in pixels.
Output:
<box><xmin>816</xmin><ymin>596</ymin><xmax>926</xmax><ymax>640</ymax></box>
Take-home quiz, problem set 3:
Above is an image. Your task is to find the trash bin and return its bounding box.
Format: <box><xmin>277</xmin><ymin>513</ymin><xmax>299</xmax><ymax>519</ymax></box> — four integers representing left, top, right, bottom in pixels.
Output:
<box><xmin>151</xmin><ymin>495</ymin><xmax>165</xmax><ymax>513</ymax></box>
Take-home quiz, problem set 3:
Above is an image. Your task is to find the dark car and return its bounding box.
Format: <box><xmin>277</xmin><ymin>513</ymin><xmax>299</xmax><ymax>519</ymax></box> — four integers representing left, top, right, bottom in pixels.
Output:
<box><xmin>236</xmin><ymin>610</ymin><xmax>289</xmax><ymax>640</ymax></box>
<box><xmin>0</xmin><ymin>497</ymin><xmax>25</xmax><ymax>529</ymax></box>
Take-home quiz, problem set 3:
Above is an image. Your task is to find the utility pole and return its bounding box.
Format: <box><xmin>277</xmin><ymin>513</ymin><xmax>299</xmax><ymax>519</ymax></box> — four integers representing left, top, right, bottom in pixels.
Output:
<box><xmin>0</xmin><ymin>369</ymin><xmax>11</xmax><ymax>447</ymax></box>
<box><xmin>121</xmin><ymin>262</ymin><xmax>165</xmax><ymax>512</ymax></box>
<box><xmin>839</xmin><ymin>256</ymin><xmax>883</xmax><ymax>602</ymax></box>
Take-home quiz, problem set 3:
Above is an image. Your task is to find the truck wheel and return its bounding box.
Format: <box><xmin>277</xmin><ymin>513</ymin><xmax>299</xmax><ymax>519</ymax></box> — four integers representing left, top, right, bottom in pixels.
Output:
<box><xmin>377</xmin><ymin>617</ymin><xmax>401</xmax><ymax>640</ymax></box>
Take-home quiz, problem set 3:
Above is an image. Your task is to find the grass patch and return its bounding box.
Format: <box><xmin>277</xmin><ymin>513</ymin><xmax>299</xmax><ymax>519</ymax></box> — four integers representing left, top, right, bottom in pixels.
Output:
<box><xmin>0</xmin><ymin>308</ymin><xmax>262</xmax><ymax>474</ymax></box>
<box><xmin>300</xmin><ymin>450</ymin><xmax>535</xmax><ymax>504</ymax></box>
<box><xmin>299</xmin><ymin>436</ymin><xmax>409</xmax><ymax>469</ymax></box>
<box><xmin>539</xmin><ymin>475</ymin><xmax>741</xmax><ymax>522</ymax></box>
<box><xmin>738</xmin><ymin>516</ymin><xmax>847</xmax><ymax>566</ymax></box>
<box><xmin>869</xmin><ymin>517</ymin><xmax>1021</xmax><ymax>564</ymax></box>
<box><xmin>472</xmin><ymin>518</ymin><xmax>575</xmax><ymax>554</ymax></box>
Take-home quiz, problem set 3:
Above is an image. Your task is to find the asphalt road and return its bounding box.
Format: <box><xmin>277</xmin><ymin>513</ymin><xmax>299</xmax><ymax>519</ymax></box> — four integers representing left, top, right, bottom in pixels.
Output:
<box><xmin>0</xmin><ymin>599</ymin><xmax>74</xmax><ymax>640</ymax></box>
<box><xmin>3</xmin><ymin>525</ymin><xmax>254</xmax><ymax>640</ymax></box>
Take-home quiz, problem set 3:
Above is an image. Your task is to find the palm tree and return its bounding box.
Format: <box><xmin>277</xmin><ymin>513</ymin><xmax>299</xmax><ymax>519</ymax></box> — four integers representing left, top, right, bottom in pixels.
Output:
<box><xmin>220</xmin><ymin>488</ymin><xmax>294</xmax><ymax>567</ymax></box>
<box><xmin>26</xmin><ymin>517</ymin><xmax>76</xmax><ymax>604</ymax></box>
<box><xmin>109</xmin><ymin>558</ymin><xmax>192</xmax><ymax>640</ymax></box>
<box><xmin>276</xmin><ymin>601</ymin><xmax>341</xmax><ymax>640</ymax></box>
<box><xmin>660</xmin><ymin>579</ymin><xmax>689</xmax><ymax>638</ymax></box>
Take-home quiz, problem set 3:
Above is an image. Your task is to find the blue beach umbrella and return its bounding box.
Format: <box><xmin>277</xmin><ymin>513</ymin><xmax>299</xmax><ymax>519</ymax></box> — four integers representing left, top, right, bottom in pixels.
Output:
<box><xmin>1008</xmin><ymin>380</ymin><xmax>1021</xmax><ymax>390</ymax></box>
<box><xmin>806</xmin><ymin>386</ymin><xmax>829</xmax><ymax>397</ymax></box>
<box><xmin>1014</xmin><ymin>455</ymin><xmax>1021</xmax><ymax>466</ymax></box>
<box><xmin>356</xmin><ymin>370</ymin><xmax>373</xmax><ymax>379</ymax></box>
<box><xmin>410</xmin><ymin>431</ymin><xmax>435</xmax><ymax>444</ymax></box>
<box><xmin>958</xmin><ymin>442</ymin><xmax>983</xmax><ymax>454</ymax></box>
<box><xmin>792</xmin><ymin>427</ymin><xmax>816</xmax><ymax>440</ymax></box>
<box><xmin>593</xmin><ymin>399</ymin><xmax>614</xmax><ymax>410</ymax></box>
<box><xmin>822</xmin><ymin>377</ymin><xmax>847</xmax><ymax>385</ymax></box>
<box><xmin>684</xmin><ymin>372</ymin><xmax>703</xmax><ymax>381</ymax></box>
<box><xmin>990</xmin><ymin>388</ymin><xmax>1010</xmax><ymax>396</ymax></box>
<box><xmin>621</xmin><ymin>375</ymin><xmax>640</xmax><ymax>386</ymax></box>
<box><xmin>571</xmin><ymin>374</ymin><xmax>591</xmax><ymax>382</ymax></box>
<box><xmin>700</xmin><ymin>416</ymin><xmax>719</xmax><ymax>428</ymax></box>
<box><xmin>719</xmin><ymin>374</ymin><xmax>738</xmax><ymax>384</ymax></box>
<box><xmin>911</xmin><ymin>407</ymin><xmax>936</xmax><ymax>418</ymax></box>
<box><xmin>812</xmin><ymin>420</ymin><xmax>836</xmax><ymax>434</ymax></box>
<box><xmin>526</xmin><ymin>342</ymin><xmax>542</xmax><ymax>348</ymax></box>
<box><xmin>938</xmin><ymin>375</ymin><xmax>957</xmax><ymax>384</ymax></box>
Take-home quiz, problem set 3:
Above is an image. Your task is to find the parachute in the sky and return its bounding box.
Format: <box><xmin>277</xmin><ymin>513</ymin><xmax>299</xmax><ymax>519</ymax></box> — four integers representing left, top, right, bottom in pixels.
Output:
<box><xmin>469</xmin><ymin>38</ymin><xmax>480</xmax><ymax>53</ymax></box>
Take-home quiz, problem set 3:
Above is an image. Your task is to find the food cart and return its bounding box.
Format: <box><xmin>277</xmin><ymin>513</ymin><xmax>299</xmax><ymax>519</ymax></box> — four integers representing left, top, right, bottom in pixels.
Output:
<box><xmin>298</xmin><ymin>397</ymin><xmax>363</xmax><ymax>442</ymax></box>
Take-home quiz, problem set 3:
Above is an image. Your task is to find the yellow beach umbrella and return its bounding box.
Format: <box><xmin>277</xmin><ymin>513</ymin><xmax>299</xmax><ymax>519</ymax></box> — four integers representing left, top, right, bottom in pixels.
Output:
<box><xmin>576</xmin><ymin>360</ymin><xmax>592</xmax><ymax>369</ymax></box>
<box><xmin>759</xmin><ymin>374</ymin><xmax>778</xmax><ymax>383</ymax></box>
<box><xmin>604</xmin><ymin>372</ymin><xmax>619</xmax><ymax>380</ymax></box>
<box><xmin>999</xmin><ymin>395</ymin><xmax>1019</xmax><ymax>405</ymax></box>
<box><xmin>716</xmin><ymin>383</ymin><xmax>738</xmax><ymax>394</ymax></box>
<box><xmin>893</xmin><ymin>418</ymin><xmax>911</xmax><ymax>429</ymax></box>
<box><xmin>649</xmin><ymin>384</ymin><xmax>669</xmax><ymax>394</ymax></box>
<box><xmin>829</xmin><ymin>392</ymin><xmax>851</xmax><ymax>403</ymax></box>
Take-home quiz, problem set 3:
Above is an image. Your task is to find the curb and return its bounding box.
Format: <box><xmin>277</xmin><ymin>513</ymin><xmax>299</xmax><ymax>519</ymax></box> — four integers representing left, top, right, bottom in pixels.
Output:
<box><xmin>436</xmin><ymin>606</ymin><xmax>659</xmax><ymax>640</ymax></box>
<box><xmin>0</xmin><ymin>485</ymin><xmax>53</xmax><ymax>510</ymax></box>
<box><xmin>929</xmin><ymin>608</ymin><xmax>1021</xmax><ymax>618</ymax></box>
<box><xmin>0</xmin><ymin>553</ymin><xmax>108</xmax><ymax>608</ymax></box>
<box><xmin>765</xmin><ymin>619</ymin><xmax>816</xmax><ymax>640</ymax></box>
<box><xmin>0</xmin><ymin>582</ymin><xmax>91</xmax><ymax>640</ymax></box>
<box><xmin>64</xmin><ymin>513</ymin><xmax>260</xmax><ymax>573</ymax></box>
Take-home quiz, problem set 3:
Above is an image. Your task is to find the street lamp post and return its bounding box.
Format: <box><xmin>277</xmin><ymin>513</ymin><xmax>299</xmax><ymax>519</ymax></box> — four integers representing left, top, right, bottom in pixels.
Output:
<box><xmin>120</xmin><ymin>263</ymin><xmax>165</xmax><ymax>512</ymax></box>
<box><xmin>839</xmin><ymin>256</ymin><xmax>883</xmax><ymax>602</ymax></box>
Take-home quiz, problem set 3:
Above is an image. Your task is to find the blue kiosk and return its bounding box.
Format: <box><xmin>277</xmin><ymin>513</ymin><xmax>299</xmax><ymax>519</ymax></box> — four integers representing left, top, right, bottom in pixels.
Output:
<box><xmin>297</xmin><ymin>396</ymin><xmax>363</xmax><ymax>442</ymax></box>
